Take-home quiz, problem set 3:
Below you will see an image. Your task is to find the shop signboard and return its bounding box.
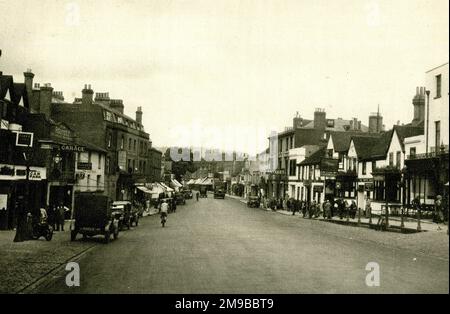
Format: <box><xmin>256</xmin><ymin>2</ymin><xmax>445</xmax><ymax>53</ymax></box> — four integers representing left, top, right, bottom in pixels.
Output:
<box><xmin>77</xmin><ymin>162</ymin><xmax>92</xmax><ymax>170</ymax></box>
<box><xmin>61</xmin><ymin>145</ymin><xmax>85</xmax><ymax>152</ymax></box>
<box><xmin>14</xmin><ymin>131</ymin><xmax>33</xmax><ymax>147</ymax></box>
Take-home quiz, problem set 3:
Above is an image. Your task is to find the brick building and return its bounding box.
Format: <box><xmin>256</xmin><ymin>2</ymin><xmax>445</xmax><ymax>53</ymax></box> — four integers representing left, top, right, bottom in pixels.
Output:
<box><xmin>48</xmin><ymin>85</ymin><xmax>158</xmax><ymax>201</ymax></box>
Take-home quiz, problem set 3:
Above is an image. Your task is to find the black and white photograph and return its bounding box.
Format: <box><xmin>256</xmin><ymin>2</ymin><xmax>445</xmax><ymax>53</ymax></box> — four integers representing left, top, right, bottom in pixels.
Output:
<box><xmin>0</xmin><ymin>0</ymin><xmax>448</xmax><ymax>300</ymax></box>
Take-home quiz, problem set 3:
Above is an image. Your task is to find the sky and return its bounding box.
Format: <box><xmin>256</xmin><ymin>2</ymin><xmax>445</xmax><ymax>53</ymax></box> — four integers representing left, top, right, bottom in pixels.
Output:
<box><xmin>0</xmin><ymin>0</ymin><xmax>448</xmax><ymax>155</ymax></box>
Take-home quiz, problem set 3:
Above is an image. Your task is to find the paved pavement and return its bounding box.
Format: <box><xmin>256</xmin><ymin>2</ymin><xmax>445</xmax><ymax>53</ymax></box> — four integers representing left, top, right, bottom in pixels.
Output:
<box><xmin>0</xmin><ymin>221</ymin><xmax>96</xmax><ymax>293</ymax></box>
<box><xmin>225</xmin><ymin>194</ymin><xmax>447</xmax><ymax>232</ymax></box>
<box><xmin>35</xmin><ymin>196</ymin><xmax>448</xmax><ymax>294</ymax></box>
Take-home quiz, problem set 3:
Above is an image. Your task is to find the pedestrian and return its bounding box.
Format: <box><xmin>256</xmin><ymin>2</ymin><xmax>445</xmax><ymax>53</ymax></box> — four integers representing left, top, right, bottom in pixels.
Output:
<box><xmin>365</xmin><ymin>199</ymin><xmax>372</xmax><ymax>218</ymax></box>
<box><xmin>301</xmin><ymin>201</ymin><xmax>307</xmax><ymax>217</ymax></box>
<box><xmin>172</xmin><ymin>198</ymin><xmax>177</xmax><ymax>213</ymax></box>
<box><xmin>196</xmin><ymin>191</ymin><xmax>199</xmax><ymax>201</ymax></box>
<box><xmin>0</xmin><ymin>206</ymin><xmax>7</xmax><ymax>230</ymax></box>
<box><xmin>350</xmin><ymin>201</ymin><xmax>357</xmax><ymax>219</ymax></box>
<box><xmin>324</xmin><ymin>200</ymin><xmax>332</xmax><ymax>219</ymax></box>
<box><xmin>434</xmin><ymin>195</ymin><xmax>443</xmax><ymax>224</ymax></box>
<box><xmin>333</xmin><ymin>200</ymin><xmax>338</xmax><ymax>218</ymax></box>
<box><xmin>56</xmin><ymin>202</ymin><xmax>65</xmax><ymax>231</ymax></box>
<box><xmin>13</xmin><ymin>197</ymin><xmax>28</xmax><ymax>242</ymax></box>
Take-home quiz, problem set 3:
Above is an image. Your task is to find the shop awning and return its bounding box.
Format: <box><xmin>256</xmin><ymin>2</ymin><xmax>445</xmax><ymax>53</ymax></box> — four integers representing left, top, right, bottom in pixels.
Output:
<box><xmin>172</xmin><ymin>179</ymin><xmax>183</xmax><ymax>187</ymax></box>
<box><xmin>160</xmin><ymin>182</ymin><xmax>174</xmax><ymax>192</ymax></box>
<box><xmin>152</xmin><ymin>183</ymin><xmax>165</xmax><ymax>194</ymax></box>
<box><xmin>136</xmin><ymin>186</ymin><xmax>152</xmax><ymax>193</ymax></box>
<box><xmin>186</xmin><ymin>179</ymin><xmax>195</xmax><ymax>185</ymax></box>
<box><xmin>201</xmin><ymin>177</ymin><xmax>214</xmax><ymax>185</ymax></box>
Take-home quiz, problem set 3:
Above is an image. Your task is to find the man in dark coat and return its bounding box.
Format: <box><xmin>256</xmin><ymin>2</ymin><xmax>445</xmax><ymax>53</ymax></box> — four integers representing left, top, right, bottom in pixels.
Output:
<box><xmin>13</xmin><ymin>198</ymin><xmax>28</xmax><ymax>242</ymax></box>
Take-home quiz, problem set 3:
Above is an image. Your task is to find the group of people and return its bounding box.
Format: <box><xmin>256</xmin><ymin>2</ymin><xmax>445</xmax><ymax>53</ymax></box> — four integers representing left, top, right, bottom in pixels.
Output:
<box><xmin>47</xmin><ymin>203</ymin><xmax>69</xmax><ymax>231</ymax></box>
<box><xmin>264</xmin><ymin>196</ymin><xmax>364</xmax><ymax>220</ymax></box>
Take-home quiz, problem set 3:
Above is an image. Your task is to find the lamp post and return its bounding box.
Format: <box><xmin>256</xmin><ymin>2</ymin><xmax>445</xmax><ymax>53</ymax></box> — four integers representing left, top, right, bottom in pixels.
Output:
<box><xmin>400</xmin><ymin>165</ymin><xmax>409</xmax><ymax>231</ymax></box>
<box><xmin>384</xmin><ymin>169</ymin><xmax>389</xmax><ymax>231</ymax></box>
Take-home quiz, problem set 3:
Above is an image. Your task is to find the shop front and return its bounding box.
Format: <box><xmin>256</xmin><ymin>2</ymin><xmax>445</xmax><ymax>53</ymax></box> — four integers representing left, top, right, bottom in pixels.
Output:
<box><xmin>371</xmin><ymin>168</ymin><xmax>402</xmax><ymax>214</ymax></box>
<box><xmin>0</xmin><ymin>164</ymin><xmax>47</xmax><ymax>229</ymax></box>
<box><xmin>357</xmin><ymin>179</ymin><xmax>373</xmax><ymax>211</ymax></box>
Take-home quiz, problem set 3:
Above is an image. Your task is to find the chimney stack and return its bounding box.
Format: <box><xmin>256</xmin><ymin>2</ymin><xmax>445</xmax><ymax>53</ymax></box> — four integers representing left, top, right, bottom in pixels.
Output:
<box><xmin>81</xmin><ymin>84</ymin><xmax>94</xmax><ymax>107</ymax></box>
<box><xmin>412</xmin><ymin>86</ymin><xmax>425</xmax><ymax>126</ymax></box>
<box><xmin>369</xmin><ymin>109</ymin><xmax>383</xmax><ymax>133</ymax></box>
<box><xmin>293</xmin><ymin>113</ymin><xmax>303</xmax><ymax>129</ymax></box>
<box><xmin>39</xmin><ymin>83</ymin><xmax>53</xmax><ymax>117</ymax></box>
<box><xmin>52</xmin><ymin>91</ymin><xmax>64</xmax><ymax>101</ymax></box>
<box><xmin>313</xmin><ymin>108</ymin><xmax>326</xmax><ymax>130</ymax></box>
<box><xmin>136</xmin><ymin>106</ymin><xmax>143</xmax><ymax>125</ymax></box>
<box><xmin>110</xmin><ymin>99</ymin><xmax>124</xmax><ymax>114</ymax></box>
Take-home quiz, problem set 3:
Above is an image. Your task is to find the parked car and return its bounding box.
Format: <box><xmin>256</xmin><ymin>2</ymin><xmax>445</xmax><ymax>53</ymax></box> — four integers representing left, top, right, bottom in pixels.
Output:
<box><xmin>199</xmin><ymin>186</ymin><xmax>208</xmax><ymax>198</ymax></box>
<box><xmin>182</xmin><ymin>189</ymin><xmax>193</xmax><ymax>199</ymax></box>
<box><xmin>247</xmin><ymin>195</ymin><xmax>260</xmax><ymax>208</ymax></box>
<box><xmin>112</xmin><ymin>201</ymin><xmax>139</xmax><ymax>230</ymax></box>
<box><xmin>213</xmin><ymin>188</ymin><xmax>225</xmax><ymax>199</ymax></box>
<box><xmin>174</xmin><ymin>192</ymin><xmax>186</xmax><ymax>205</ymax></box>
<box><xmin>71</xmin><ymin>194</ymin><xmax>119</xmax><ymax>243</ymax></box>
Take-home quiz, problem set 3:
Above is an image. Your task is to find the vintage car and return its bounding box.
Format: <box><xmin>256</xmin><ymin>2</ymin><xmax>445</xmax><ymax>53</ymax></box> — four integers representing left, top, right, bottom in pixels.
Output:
<box><xmin>182</xmin><ymin>189</ymin><xmax>193</xmax><ymax>199</ymax></box>
<box><xmin>112</xmin><ymin>201</ymin><xmax>139</xmax><ymax>230</ymax></box>
<box><xmin>247</xmin><ymin>195</ymin><xmax>260</xmax><ymax>208</ymax></box>
<box><xmin>213</xmin><ymin>188</ymin><xmax>225</xmax><ymax>199</ymax></box>
<box><xmin>174</xmin><ymin>192</ymin><xmax>186</xmax><ymax>205</ymax></box>
<box><xmin>199</xmin><ymin>186</ymin><xmax>208</xmax><ymax>198</ymax></box>
<box><xmin>71</xmin><ymin>194</ymin><xmax>119</xmax><ymax>243</ymax></box>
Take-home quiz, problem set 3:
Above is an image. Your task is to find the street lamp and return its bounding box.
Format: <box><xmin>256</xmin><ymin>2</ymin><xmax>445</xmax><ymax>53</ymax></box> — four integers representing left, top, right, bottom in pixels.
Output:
<box><xmin>384</xmin><ymin>168</ymin><xmax>389</xmax><ymax>231</ymax></box>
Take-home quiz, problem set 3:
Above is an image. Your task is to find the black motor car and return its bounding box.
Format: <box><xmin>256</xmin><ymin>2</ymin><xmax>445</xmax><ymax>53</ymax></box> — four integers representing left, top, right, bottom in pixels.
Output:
<box><xmin>182</xmin><ymin>189</ymin><xmax>193</xmax><ymax>199</ymax></box>
<box><xmin>247</xmin><ymin>195</ymin><xmax>260</xmax><ymax>208</ymax></box>
<box><xmin>213</xmin><ymin>188</ymin><xmax>225</xmax><ymax>199</ymax></box>
<box><xmin>199</xmin><ymin>186</ymin><xmax>208</xmax><ymax>198</ymax></box>
<box><xmin>174</xmin><ymin>192</ymin><xmax>186</xmax><ymax>205</ymax></box>
<box><xmin>112</xmin><ymin>201</ymin><xmax>139</xmax><ymax>230</ymax></box>
<box><xmin>71</xmin><ymin>194</ymin><xmax>119</xmax><ymax>243</ymax></box>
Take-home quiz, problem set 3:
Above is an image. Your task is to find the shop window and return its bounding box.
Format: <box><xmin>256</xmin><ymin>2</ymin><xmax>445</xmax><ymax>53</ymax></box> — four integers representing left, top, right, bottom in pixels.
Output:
<box><xmin>389</xmin><ymin>152</ymin><xmax>394</xmax><ymax>167</ymax></box>
<box><xmin>362</xmin><ymin>162</ymin><xmax>367</xmax><ymax>175</ymax></box>
<box><xmin>409</xmin><ymin>147</ymin><xmax>416</xmax><ymax>158</ymax></box>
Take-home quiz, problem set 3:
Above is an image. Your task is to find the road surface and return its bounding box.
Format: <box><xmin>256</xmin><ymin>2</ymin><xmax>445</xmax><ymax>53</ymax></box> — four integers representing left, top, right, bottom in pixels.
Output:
<box><xmin>38</xmin><ymin>195</ymin><xmax>449</xmax><ymax>293</ymax></box>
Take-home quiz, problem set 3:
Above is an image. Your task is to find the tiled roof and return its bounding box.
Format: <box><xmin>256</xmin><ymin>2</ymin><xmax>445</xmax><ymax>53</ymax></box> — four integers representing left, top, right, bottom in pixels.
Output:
<box><xmin>356</xmin><ymin>130</ymin><xmax>393</xmax><ymax>161</ymax></box>
<box><xmin>296</xmin><ymin>128</ymin><xmax>329</xmax><ymax>147</ymax></box>
<box><xmin>12</xmin><ymin>83</ymin><xmax>29</xmax><ymax>108</ymax></box>
<box><xmin>330</xmin><ymin>131</ymin><xmax>379</xmax><ymax>152</ymax></box>
<box><xmin>303</xmin><ymin>118</ymin><xmax>369</xmax><ymax>132</ymax></box>
<box><xmin>299</xmin><ymin>146</ymin><xmax>327</xmax><ymax>165</ymax></box>
<box><xmin>394</xmin><ymin>125</ymin><xmax>424</xmax><ymax>150</ymax></box>
<box><xmin>0</xmin><ymin>74</ymin><xmax>14</xmax><ymax>100</ymax></box>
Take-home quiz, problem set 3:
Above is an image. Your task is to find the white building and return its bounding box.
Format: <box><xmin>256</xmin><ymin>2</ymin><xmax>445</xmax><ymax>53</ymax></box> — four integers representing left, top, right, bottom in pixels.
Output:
<box><xmin>74</xmin><ymin>145</ymin><xmax>106</xmax><ymax>194</ymax></box>
<box><xmin>404</xmin><ymin>62</ymin><xmax>449</xmax><ymax>207</ymax></box>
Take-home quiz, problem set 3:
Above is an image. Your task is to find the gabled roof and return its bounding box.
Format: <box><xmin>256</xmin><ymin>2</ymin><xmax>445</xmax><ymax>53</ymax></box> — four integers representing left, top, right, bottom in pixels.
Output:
<box><xmin>0</xmin><ymin>74</ymin><xmax>14</xmax><ymax>100</ymax></box>
<box><xmin>393</xmin><ymin>125</ymin><xmax>424</xmax><ymax>151</ymax></box>
<box><xmin>299</xmin><ymin>147</ymin><xmax>327</xmax><ymax>165</ymax></box>
<box><xmin>329</xmin><ymin>131</ymin><xmax>379</xmax><ymax>153</ymax></box>
<box><xmin>12</xmin><ymin>83</ymin><xmax>29</xmax><ymax>108</ymax></box>
<box><xmin>356</xmin><ymin>130</ymin><xmax>393</xmax><ymax>161</ymax></box>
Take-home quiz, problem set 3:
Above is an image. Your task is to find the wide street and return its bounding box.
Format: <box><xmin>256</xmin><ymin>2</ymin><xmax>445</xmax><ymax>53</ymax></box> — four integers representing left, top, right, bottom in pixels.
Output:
<box><xmin>38</xmin><ymin>195</ymin><xmax>449</xmax><ymax>294</ymax></box>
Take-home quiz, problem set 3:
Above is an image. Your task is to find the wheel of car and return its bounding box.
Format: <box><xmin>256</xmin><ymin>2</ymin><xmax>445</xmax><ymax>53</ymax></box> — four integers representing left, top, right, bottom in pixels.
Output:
<box><xmin>45</xmin><ymin>230</ymin><xmax>53</xmax><ymax>241</ymax></box>
<box><xmin>70</xmin><ymin>231</ymin><xmax>77</xmax><ymax>241</ymax></box>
